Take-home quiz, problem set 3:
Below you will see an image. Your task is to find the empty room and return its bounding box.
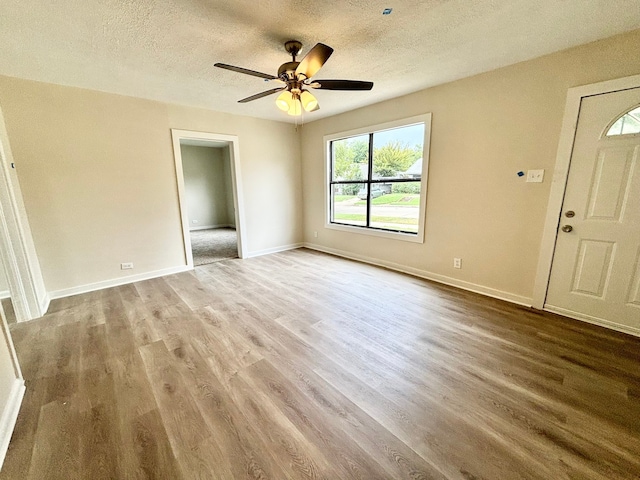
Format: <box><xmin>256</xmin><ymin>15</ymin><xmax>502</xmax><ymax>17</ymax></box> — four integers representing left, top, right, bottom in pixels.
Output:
<box><xmin>0</xmin><ymin>1</ymin><xmax>639</xmax><ymax>479</ymax></box>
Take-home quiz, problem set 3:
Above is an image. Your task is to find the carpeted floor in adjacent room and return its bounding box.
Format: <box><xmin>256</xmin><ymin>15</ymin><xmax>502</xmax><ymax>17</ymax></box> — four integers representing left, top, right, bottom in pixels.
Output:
<box><xmin>190</xmin><ymin>227</ymin><xmax>238</xmax><ymax>266</ymax></box>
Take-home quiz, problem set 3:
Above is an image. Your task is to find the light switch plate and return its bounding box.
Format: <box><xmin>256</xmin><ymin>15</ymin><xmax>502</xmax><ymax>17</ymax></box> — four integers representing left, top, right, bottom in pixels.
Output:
<box><xmin>526</xmin><ymin>169</ymin><xmax>544</xmax><ymax>183</ymax></box>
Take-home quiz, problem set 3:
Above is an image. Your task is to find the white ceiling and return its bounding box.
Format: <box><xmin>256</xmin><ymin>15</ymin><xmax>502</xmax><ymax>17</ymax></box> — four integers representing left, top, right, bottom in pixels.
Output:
<box><xmin>1</xmin><ymin>1</ymin><xmax>639</xmax><ymax>123</ymax></box>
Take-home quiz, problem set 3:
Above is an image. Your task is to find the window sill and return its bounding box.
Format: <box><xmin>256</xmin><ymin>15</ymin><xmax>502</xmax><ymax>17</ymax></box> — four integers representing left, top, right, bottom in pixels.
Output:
<box><xmin>325</xmin><ymin>222</ymin><xmax>425</xmax><ymax>243</ymax></box>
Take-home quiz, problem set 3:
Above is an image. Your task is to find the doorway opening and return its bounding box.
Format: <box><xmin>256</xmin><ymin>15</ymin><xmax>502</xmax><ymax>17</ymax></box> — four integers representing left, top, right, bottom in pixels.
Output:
<box><xmin>0</xmin><ymin>261</ymin><xmax>16</xmax><ymax>325</ymax></box>
<box><xmin>182</xmin><ymin>143</ymin><xmax>237</xmax><ymax>265</ymax></box>
<box><xmin>171</xmin><ymin>130</ymin><xmax>247</xmax><ymax>268</ymax></box>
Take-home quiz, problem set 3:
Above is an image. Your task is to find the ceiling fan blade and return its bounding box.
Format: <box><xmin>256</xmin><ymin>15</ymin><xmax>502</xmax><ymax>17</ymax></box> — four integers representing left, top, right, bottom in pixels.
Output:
<box><xmin>311</xmin><ymin>80</ymin><xmax>374</xmax><ymax>91</ymax></box>
<box><xmin>238</xmin><ymin>87</ymin><xmax>286</xmax><ymax>103</ymax></box>
<box><xmin>215</xmin><ymin>63</ymin><xmax>277</xmax><ymax>80</ymax></box>
<box><xmin>295</xmin><ymin>43</ymin><xmax>333</xmax><ymax>79</ymax></box>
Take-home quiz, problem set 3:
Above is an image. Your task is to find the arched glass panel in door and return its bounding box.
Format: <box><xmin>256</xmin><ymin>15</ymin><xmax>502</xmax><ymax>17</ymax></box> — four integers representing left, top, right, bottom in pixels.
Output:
<box><xmin>606</xmin><ymin>105</ymin><xmax>640</xmax><ymax>136</ymax></box>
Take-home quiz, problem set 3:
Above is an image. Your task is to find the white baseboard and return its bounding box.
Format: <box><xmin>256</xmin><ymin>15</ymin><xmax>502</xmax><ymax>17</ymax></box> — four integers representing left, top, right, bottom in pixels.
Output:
<box><xmin>303</xmin><ymin>242</ymin><xmax>533</xmax><ymax>307</ymax></box>
<box><xmin>0</xmin><ymin>378</ymin><xmax>25</xmax><ymax>470</ymax></box>
<box><xmin>0</xmin><ymin>291</ymin><xmax>9</xmax><ymax>300</ymax></box>
<box><xmin>48</xmin><ymin>265</ymin><xmax>192</xmax><ymax>300</ymax></box>
<box><xmin>544</xmin><ymin>305</ymin><xmax>640</xmax><ymax>338</ymax></box>
<box><xmin>189</xmin><ymin>224</ymin><xmax>235</xmax><ymax>231</ymax></box>
<box><xmin>244</xmin><ymin>243</ymin><xmax>304</xmax><ymax>259</ymax></box>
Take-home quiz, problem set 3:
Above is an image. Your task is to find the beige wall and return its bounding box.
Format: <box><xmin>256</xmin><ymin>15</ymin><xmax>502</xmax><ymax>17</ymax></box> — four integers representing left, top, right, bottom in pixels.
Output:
<box><xmin>301</xmin><ymin>29</ymin><xmax>640</xmax><ymax>302</ymax></box>
<box><xmin>181</xmin><ymin>145</ymin><xmax>234</xmax><ymax>230</ymax></box>
<box><xmin>0</xmin><ymin>78</ymin><xmax>302</xmax><ymax>293</ymax></box>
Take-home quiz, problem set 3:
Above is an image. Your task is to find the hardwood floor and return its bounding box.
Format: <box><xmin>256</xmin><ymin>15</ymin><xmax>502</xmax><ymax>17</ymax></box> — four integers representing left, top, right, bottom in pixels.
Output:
<box><xmin>2</xmin><ymin>248</ymin><xmax>640</xmax><ymax>479</ymax></box>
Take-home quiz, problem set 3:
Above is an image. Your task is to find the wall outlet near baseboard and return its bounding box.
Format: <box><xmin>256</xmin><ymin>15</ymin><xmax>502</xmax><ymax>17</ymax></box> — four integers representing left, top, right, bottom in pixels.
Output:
<box><xmin>314</xmin><ymin>231</ymin><xmax>318</xmax><ymax>238</ymax></box>
<box><xmin>453</xmin><ymin>258</ymin><xmax>461</xmax><ymax>269</ymax></box>
<box><xmin>121</xmin><ymin>262</ymin><xmax>134</xmax><ymax>270</ymax></box>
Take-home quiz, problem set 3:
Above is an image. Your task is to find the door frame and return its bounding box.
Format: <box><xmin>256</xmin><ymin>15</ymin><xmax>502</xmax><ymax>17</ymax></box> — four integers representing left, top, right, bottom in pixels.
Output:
<box><xmin>0</xmin><ymin>301</ymin><xmax>25</xmax><ymax>469</ymax></box>
<box><xmin>533</xmin><ymin>73</ymin><xmax>640</xmax><ymax>315</ymax></box>
<box><xmin>171</xmin><ymin>129</ymin><xmax>247</xmax><ymax>267</ymax></box>
<box><xmin>0</xmin><ymin>106</ymin><xmax>49</xmax><ymax>322</ymax></box>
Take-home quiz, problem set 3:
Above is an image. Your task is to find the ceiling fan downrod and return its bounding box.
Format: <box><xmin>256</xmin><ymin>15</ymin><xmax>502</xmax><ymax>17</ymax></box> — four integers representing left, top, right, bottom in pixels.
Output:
<box><xmin>278</xmin><ymin>40</ymin><xmax>304</xmax><ymax>81</ymax></box>
<box><xmin>284</xmin><ymin>40</ymin><xmax>303</xmax><ymax>61</ymax></box>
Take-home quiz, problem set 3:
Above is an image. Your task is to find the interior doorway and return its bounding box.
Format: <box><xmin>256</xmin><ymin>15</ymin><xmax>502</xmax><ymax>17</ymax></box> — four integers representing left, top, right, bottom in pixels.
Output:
<box><xmin>181</xmin><ymin>143</ymin><xmax>238</xmax><ymax>265</ymax></box>
<box><xmin>0</xmin><ymin>263</ymin><xmax>16</xmax><ymax>325</ymax></box>
<box><xmin>0</xmin><ymin>105</ymin><xmax>49</xmax><ymax>323</ymax></box>
<box><xmin>171</xmin><ymin>130</ymin><xmax>247</xmax><ymax>269</ymax></box>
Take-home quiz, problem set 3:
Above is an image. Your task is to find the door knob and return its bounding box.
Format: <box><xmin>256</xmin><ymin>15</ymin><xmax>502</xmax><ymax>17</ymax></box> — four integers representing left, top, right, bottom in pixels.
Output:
<box><xmin>561</xmin><ymin>225</ymin><xmax>573</xmax><ymax>233</ymax></box>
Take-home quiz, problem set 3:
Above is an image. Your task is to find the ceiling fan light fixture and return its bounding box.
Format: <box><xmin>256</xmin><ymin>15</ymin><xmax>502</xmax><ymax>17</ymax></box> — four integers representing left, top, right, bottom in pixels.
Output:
<box><xmin>288</xmin><ymin>98</ymin><xmax>302</xmax><ymax>116</ymax></box>
<box><xmin>300</xmin><ymin>90</ymin><xmax>318</xmax><ymax>112</ymax></box>
<box><xmin>216</xmin><ymin>40</ymin><xmax>373</xmax><ymax>118</ymax></box>
<box><xmin>276</xmin><ymin>91</ymin><xmax>293</xmax><ymax>111</ymax></box>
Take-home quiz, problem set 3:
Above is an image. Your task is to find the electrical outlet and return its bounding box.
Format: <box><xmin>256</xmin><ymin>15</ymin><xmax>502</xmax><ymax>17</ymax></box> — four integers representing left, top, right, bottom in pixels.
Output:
<box><xmin>526</xmin><ymin>169</ymin><xmax>544</xmax><ymax>183</ymax></box>
<box><xmin>192</xmin><ymin>220</ymin><xmax>198</xmax><ymax>224</ymax></box>
<box><xmin>453</xmin><ymin>258</ymin><xmax>461</xmax><ymax>269</ymax></box>
<box><xmin>121</xmin><ymin>262</ymin><xmax>134</xmax><ymax>270</ymax></box>
<box><xmin>314</xmin><ymin>231</ymin><xmax>318</xmax><ymax>238</ymax></box>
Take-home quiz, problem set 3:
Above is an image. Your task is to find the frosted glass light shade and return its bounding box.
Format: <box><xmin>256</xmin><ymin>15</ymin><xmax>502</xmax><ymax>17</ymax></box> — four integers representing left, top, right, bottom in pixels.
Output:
<box><xmin>300</xmin><ymin>90</ymin><xmax>318</xmax><ymax>112</ymax></box>
<box><xmin>288</xmin><ymin>99</ymin><xmax>302</xmax><ymax>116</ymax></box>
<box><xmin>276</xmin><ymin>91</ymin><xmax>293</xmax><ymax>111</ymax></box>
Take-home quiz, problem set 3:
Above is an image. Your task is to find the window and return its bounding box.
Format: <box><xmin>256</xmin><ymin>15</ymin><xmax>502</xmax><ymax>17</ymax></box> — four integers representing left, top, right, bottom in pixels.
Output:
<box><xmin>326</xmin><ymin>115</ymin><xmax>431</xmax><ymax>242</ymax></box>
<box><xmin>606</xmin><ymin>106</ymin><xmax>640</xmax><ymax>136</ymax></box>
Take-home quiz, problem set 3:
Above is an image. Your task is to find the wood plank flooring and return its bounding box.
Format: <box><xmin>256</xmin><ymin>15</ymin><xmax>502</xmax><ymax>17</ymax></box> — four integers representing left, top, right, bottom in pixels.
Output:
<box><xmin>2</xmin><ymin>248</ymin><xmax>640</xmax><ymax>479</ymax></box>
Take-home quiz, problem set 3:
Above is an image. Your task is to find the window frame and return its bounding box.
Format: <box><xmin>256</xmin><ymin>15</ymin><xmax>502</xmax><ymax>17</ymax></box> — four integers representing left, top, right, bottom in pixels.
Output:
<box><xmin>324</xmin><ymin>114</ymin><xmax>432</xmax><ymax>243</ymax></box>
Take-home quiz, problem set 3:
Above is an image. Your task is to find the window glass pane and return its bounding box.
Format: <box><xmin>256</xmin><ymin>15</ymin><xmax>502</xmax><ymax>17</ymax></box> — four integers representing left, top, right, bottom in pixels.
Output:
<box><xmin>331</xmin><ymin>183</ymin><xmax>366</xmax><ymax>227</ymax></box>
<box><xmin>372</xmin><ymin>124</ymin><xmax>424</xmax><ymax>180</ymax></box>
<box><xmin>606</xmin><ymin>106</ymin><xmax>640</xmax><ymax>136</ymax></box>
<box><xmin>622</xmin><ymin>110</ymin><xmax>640</xmax><ymax>134</ymax></box>
<box><xmin>607</xmin><ymin>118</ymin><xmax>624</xmax><ymax>136</ymax></box>
<box><xmin>331</xmin><ymin>135</ymin><xmax>369</xmax><ymax>181</ymax></box>
<box><xmin>367</xmin><ymin>182</ymin><xmax>421</xmax><ymax>233</ymax></box>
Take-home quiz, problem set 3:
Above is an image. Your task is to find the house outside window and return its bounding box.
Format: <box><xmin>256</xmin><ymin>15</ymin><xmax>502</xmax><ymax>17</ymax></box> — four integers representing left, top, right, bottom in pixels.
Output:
<box><xmin>325</xmin><ymin>114</ymin><xmax>432</xmax><ymax>243</ymax></box>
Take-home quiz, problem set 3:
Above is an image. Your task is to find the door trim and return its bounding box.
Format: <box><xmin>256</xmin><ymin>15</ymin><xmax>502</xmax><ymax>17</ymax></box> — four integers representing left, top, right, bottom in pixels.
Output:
<box><xmin>171</xmin><ymin>130</ymin><xmax>247</xmax><ymax>267</ymax></box>
<box><xmin>0</xmin><ymin>302</ymin><xmax>24</xmax><ymax>470</ymax></box>
<box><xmin>533</xmin><ymin>73</ymin><xmax>640</xmax><ymax>313</ymax></box>
<box><xmin>0</xmin><ymin>106</ymin><xmax>49</xmax><ymax>321</ymax></box>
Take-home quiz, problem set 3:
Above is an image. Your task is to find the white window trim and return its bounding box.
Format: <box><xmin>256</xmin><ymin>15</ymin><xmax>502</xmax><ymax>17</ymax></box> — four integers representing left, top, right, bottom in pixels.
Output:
<box><xmin>323</xmin><ymin>114</ymin><xmax>432</xmax><ymax>243</ymax></box>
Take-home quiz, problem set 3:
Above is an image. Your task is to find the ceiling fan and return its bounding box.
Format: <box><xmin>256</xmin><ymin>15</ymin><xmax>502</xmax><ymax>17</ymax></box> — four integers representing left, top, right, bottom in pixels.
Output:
<box><xmin>214</xmin><ymin>40</ymin><xmax>373</xmax><ymax>116</ymax></box>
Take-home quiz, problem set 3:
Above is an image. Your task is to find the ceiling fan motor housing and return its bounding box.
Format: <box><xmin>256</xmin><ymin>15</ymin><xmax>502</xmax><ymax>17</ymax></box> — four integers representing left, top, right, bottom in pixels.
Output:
<box><xmin>277</xmin><ymin>61</ymin><xmax>300</xmax><ymax>79</ymax></box>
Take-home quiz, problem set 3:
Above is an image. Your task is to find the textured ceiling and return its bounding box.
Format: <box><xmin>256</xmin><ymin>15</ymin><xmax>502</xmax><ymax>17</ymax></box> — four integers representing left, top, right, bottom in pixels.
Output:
<box><xmin>1</xmin><ymin>1</ymin><xmax>639</xmax><ymax>123</ymax></box>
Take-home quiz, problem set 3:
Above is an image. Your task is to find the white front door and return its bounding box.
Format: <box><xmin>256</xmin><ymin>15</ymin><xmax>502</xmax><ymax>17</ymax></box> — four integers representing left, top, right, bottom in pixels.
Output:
<box><xmin>545</xmin><ymin>87</ymin><xmax>640</xmax><ymax>334</ymax></box>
